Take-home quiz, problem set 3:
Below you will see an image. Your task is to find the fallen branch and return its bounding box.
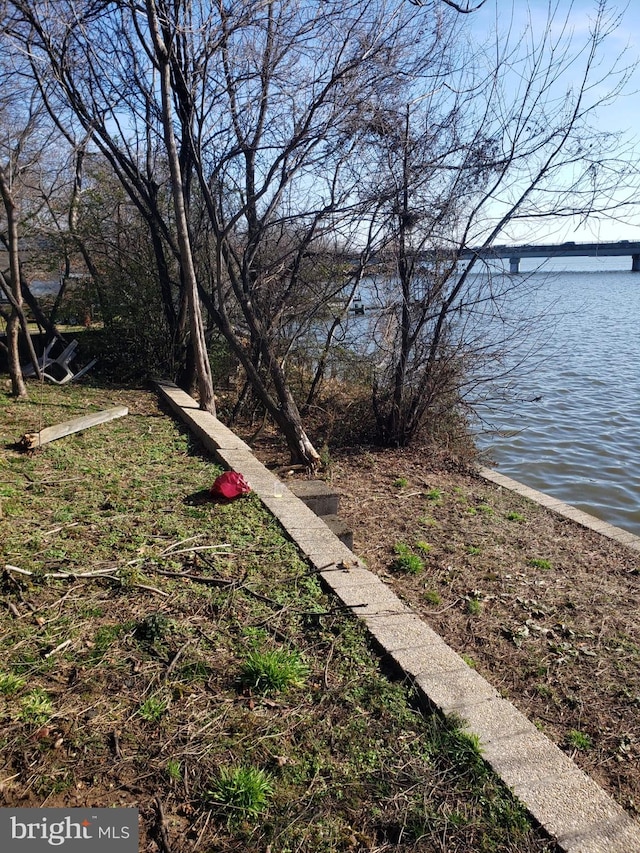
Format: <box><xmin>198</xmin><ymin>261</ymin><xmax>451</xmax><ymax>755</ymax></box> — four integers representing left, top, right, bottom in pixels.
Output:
<box><xmin>160</xmin><ymin>537</ymin><xmax>232</xmax><ymax>556</ymax></box>
<box><xmin>20</xmin><ymin>405</ymin><xmax>128</xmax><ymax>449</ymax></box>
<box><xmin>162</xmin><ymin>545</ymin><xmax>233</xmax><ymax>557</ymax></box>
<box><xmin>153</xmin><ymin>798</ymin><xmax>173</xmax><ymax>853</ymax></box>
<box><xmin>4</xmin><ymin>564</ymin><xmax>167</xmax><ymax>597</ymax></box>
<box><xmin>4</xmin><ymin>600</ymin><xmax>21</xmax><ymax>618</ymax></box>
<box><xmin>134</xmin><ymin>583</ymin><xmax>170</xmax><ymax>597</ymax></box>
<box><xmin>164</xmin><ymin>641</ymin><xmax>192</xmax><ymax>680</ymax></box>
<box><xmin>110</xmin><ymin>730</ymin><xmax>123</xmax><ymax>759</ymax></box>
<box><xmin>5</xmin><ymin>565</ymin><xmax>117</xmax><ymax>580</ymax></box>
<box><xmin>152</xmin><ymin>568</ymin><xmax>236</xmax><ymax>586</ymax></box>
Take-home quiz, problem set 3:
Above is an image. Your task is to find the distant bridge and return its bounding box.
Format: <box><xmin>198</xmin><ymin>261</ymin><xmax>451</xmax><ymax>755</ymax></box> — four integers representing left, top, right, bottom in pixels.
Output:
<box><xmin>459</xmin><ymin>240</ymin><xmax>640</xmax><ymax>273</ymax></box>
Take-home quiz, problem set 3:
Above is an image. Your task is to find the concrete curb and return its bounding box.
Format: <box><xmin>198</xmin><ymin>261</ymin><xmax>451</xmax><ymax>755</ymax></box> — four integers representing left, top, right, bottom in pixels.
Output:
<box><xmin>156</xmin><ymin>381</ymin><xmax>640</xmax><ymax>853</ymax></box>
<box><xmin>477</xmin><ymin>467</ymin><xmax>640</xmax><ymax>552</ymax></box>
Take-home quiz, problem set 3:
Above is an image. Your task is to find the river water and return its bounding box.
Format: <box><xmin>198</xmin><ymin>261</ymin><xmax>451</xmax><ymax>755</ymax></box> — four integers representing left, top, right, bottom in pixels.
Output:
<box><xmin>473</xmin><ymin>255</ymin><xmax>640</xmax><ymax>535</ymax></box>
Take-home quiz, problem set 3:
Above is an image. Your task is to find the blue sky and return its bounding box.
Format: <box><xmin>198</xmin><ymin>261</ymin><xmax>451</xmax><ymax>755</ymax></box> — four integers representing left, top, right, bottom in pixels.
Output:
<box><xmin>464</xmin><ymin>0</ymin><xmax>640</xmax><ymax>243</ymax></box>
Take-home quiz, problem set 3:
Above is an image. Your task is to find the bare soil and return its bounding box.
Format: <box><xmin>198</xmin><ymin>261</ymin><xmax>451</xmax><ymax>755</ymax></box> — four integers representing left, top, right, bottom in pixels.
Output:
<box><xmin>326</xmin><ymin>443</ymin><xmax>640</xmax><ymax>817</ymax></box>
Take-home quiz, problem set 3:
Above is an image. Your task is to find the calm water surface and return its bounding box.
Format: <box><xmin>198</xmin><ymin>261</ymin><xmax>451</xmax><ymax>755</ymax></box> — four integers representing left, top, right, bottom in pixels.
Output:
<box><xmin>475</xmin><ymin>256</ymin><xmax>640</xmax><ymax>535</ymax></box>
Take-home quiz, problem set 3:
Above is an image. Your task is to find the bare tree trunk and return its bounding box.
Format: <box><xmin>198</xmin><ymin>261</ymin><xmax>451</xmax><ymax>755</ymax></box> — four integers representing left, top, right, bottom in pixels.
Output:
<box><xmin>0</xmin><ymin>170</ymin><xmax>37</xmax><ymax>397</ymax></box>
<box><xmin>5</xmin><ymin>312</ymin><xmax>26</xmax><ymax>397</ymax></box>
<box><xmin>146</xmin><ymin>0</ymin><xmax>216</xmax><ymax>415</ymax></box>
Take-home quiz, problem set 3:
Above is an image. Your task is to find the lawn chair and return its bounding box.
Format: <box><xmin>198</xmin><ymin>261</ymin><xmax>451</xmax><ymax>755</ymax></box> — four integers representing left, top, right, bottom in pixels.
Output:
<box><xmin>22</xmin><ymin>338</ymin><xmax>97</xmax><ymax>385</ymax></box>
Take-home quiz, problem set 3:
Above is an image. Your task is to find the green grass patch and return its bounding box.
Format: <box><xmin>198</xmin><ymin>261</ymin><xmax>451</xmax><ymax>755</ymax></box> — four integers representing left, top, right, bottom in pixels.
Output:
<box><xmin>466</xmin><ymin>596</ymin><xmax>482</xmax><ymax>616</ymax></box>
<box><xmin>19</xmin><ymin>689</ymin><xmax>54</xmax><ymax>725</ymax></box>
<box><xmin>567</xmin><ymin>729</ymin><xmax>592</xmax><ymax>751</ymax></box>
<box><xmin>391</xmin><ymin>543</ymin><xmax>424</xmax><ymax>574</ymax></box>
<box><xmin>238</xmin><ymin>648</ymin><xmax>309</xmax><ymax>695</ymax></box>
<box><xmin>528</xmin><ymin>558</ymin><xmax>552</xmax><ymax>570</ymax></box>
<box><xmin>424</xmin><ymin>589</ymin><xmax>442</xmax><ymax>605</ymax></box>
<box><xmin>0</xmin><ymin>384</ymin><xmax>554</xmax><ymax>852</ymax></box>
<box><xmin>0</xmin><ymin>672</ymin><xmax>26</xmax><ymax>696</ymax></box>
<box><xmin>207</xmin><ymin>765</ymin><xmax>274</xmax><ymax>823</ymax></box>
<box><xmin>138</xmin><ymin>694</ymin><xmax>169</xmax><ymax>723</ymax></box>
<box><xmin>477</xmin><ymin>503</ymin><xmax>494</xmax><ymax>515</ymax></box>
<box><xmin>506</xmin><ymin>511</ymin><xmax>526</xmax><ymax>522</ymax></box>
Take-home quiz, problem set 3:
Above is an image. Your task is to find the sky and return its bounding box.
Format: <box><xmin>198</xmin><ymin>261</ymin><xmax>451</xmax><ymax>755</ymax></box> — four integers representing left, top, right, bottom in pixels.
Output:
<box><xmin>463</xmin><ymin>0</ymin><xmax>640</xmax><ymax>244</ymax></box>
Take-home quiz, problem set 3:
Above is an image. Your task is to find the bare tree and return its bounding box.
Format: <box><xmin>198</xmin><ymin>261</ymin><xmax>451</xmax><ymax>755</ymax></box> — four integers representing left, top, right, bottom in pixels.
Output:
<box><xmin>7</xmin><ymin>0</ymin><xmax>446</xmax><ymax>465</ymax></box>
<box><xmin>0</xmin><ymin>47</ymin><xmax>53</xmax><ymax>396</ymax></box>
<box><xmin>144</xmin><ymin>0</ymin><xmax>216</xmax><ymax>413</ymax></box>
<box><xmin>158</xmin><ymin>0</ymin><xmax>451</xmax><ymax>466</ymax></box>
<box><xmin>358</xmin><ymin>0</ymin><xmax>639</xmax><ymax>446</ymax></box>
<box><xmin>7</xmin><ymin>0</ymin><xmax>207</xmax><ymax>399</ymax></box>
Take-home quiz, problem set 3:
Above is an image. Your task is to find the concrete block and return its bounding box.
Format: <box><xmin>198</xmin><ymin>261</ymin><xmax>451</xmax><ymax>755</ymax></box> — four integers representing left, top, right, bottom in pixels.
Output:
<box><xmin>291</xmin><ymin>537</ymin><xmax>358</xmax><ymax>573</ymax></box>
<box><xmin>319</xmin><ymin>565</ymin><xmax>377</xmax><ymax>589</ymax></box>
<box><xmin>320</xmin><ymin>514</ymin><xmax>353</xmax><ymax>549</ymax></box>
<box><xmin>261</xmin><ymin>496</ymin><xmax>330</xmax><ymax>530</ymax></box>
<box><xmin>285</xmin><ymin>525</ymin><xmax>352</xmax><ymax>556</ymax></box>
<box><xmin>288</xmin><ymin>480</ymin><xmax>340</xmax><ymax>516</ymax></box>
<box><xmin>327</xmin><ymin>580</ymin><xmax>411</xmax><ymax>615</ymax></box>
<box><xmin>414</xmin><ymin>667</ymin><xmax>501</xmax><ymax>714</ymax></box>
<box><xmin>214</xmin><ymin>449</ymin><xmax>278</xmax><ymax>481</ymax></box>
<box><xmin>482</xmin><ymin>727</ymin><xmax>582</xmax><ymax>792</ymax></box>
<box><xmin>361</xmin><ymin>612</ymin><xmax>443</xmax><ymax>653</ymax></box>
<box><xmin>555</xmin><ymin>505</ymin><xmax>609</xmax><ymax>527</ymax></box>
<box><xmin>386</xmin><ymin>641</ymin><xmax>472</xmax><ymax>679</ymax></box>
<box><xmin>560</xmin><ymin>814</ymin><xmax>640</xmax><ymax>853</ymax></box>
<box><xmin>607</xmin><ymin>528</ymin><xmax>640</xmax><ymax>547</ymax></box>
<box><xmin>519</xmin><ymin>772</ymin><xmax>638</xmax><ymax>852</ymax></box>
<box><xmin>156</xmin><ymin>381</ymin><xmax>250</xmax><ymax>452</ymax></box>
<box><xmin>456</xmin><ymin>696</ymin><xmax>541</xmax><ymax>745</ymax></box>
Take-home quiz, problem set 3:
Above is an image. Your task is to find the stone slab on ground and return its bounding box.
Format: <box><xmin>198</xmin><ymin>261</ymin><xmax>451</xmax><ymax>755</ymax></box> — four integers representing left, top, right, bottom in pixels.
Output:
<box><xmin>156</xmin><ymin>381</ymin><xmax>640</xmax><ymax>853</ymax></box>
<box><xmin>319</xmin><ymin>514</ymin><xmax>354</xmax><ymax>549</ymax></box>
<box><xmin>288</xmin><ymin>480</ymin><xmax>340</xmax><ymax>516</ymax></box>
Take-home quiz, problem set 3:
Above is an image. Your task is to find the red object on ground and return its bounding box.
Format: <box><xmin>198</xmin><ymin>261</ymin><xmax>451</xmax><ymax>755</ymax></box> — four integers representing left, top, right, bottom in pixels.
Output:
<box><xmin>210</xmin><ymin>471</ymin><xmax>252</xmax><ymax>499</ymax></box>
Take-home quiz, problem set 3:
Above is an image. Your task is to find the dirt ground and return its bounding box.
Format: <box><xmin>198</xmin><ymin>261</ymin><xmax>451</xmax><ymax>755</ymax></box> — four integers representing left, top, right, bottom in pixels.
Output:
<box><xmin>252</xmin><ymin>436</ymin><xmax>640</xmax><ymax>819</ymax></box>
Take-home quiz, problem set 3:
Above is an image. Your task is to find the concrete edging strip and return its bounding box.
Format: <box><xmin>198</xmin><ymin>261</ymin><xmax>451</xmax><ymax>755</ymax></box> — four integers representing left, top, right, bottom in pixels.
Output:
<box><xmin>478</xmin><ymin>466</ymin><xmax>640</xmax><ymax>552</ymax></box>
<box><xmin>156</xmin><ymin>381</ymin><xmax>640</xmax><ymax>853</ymax></box>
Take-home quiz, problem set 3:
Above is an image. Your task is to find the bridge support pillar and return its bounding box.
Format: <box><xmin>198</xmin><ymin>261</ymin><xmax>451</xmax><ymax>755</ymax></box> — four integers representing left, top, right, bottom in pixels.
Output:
<box><xmin>509</xmin><ymin>257</ymin><xmax>521</xmax><ymax>274</ymax></box>
<box><xmin>632</xmin><ymin>254</ymin><xmax>640</xmax><ymax>272</ymax></box>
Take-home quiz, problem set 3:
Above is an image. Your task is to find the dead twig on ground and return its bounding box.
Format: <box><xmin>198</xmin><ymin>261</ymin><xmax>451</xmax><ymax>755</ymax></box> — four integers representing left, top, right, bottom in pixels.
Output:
<box><xmin>160</xmin><ymin>536</ymin><xmax>231</xmax><ymax>556</ymax></box>
<box><xmin>5</xmin><ymin>563</ymin><xmax>168</xmax><ymax>597</ymax></box>
<box><xmin>164</xmin><ymin>641</ymin><xmax>192</xmax><ymax>680</ymax></box>
<box><xmin>152</xmin><ymin>798</ymin><xmax>172</xmax><ymax>853</ymax></box>
<box><xmin>44</xmin><ymin>639</ymin><xmax>73</xmax><ymax>659</ymax></box>
<box><xmin>110</xmin><ymin>730</ymin><xmax>123</xmax><ymax>759</ymax></box>
<box><xmin>4</xmin><ymin>600</ymin><xmax>21</xmax><ymax>618</ymax></box>
<box><xmin>134</xmin><ymin>583</ymin><xmax>170</xmax><ymax>597</ymax></box>
<box><xmin>152</xmin><ymin>568</ymin><xmax>236</xmax><ymax>586</ymax></box>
